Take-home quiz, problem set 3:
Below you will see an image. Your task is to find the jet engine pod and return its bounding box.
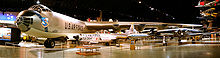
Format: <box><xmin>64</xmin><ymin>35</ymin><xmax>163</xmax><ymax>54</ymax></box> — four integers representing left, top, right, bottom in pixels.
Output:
<box><xmin>136</xmin><ymin>24</ymin><xmax>146</xmax><ymax>31</ymax></box>
<box><xmin>149</xmin><ymin>28</ymin><xmax>159</xmax><ymax>36</ymax></box>
<box><xmin>139</xmin><ymin>24</ymin><xmax>146</xmax><ymax>27</ymax></box>
<box><xmin>113</xmin><ymin>24</ymin><xmax>120</xmax><ymax>28</ymax></box>
<box><xmin>112</xmin><ymin>24</ymin><xmax>121</xmax><ymax>32</ymax></box>
<box><xmin>158</xmin><ymin>24</ymin><xmax>168</xmax><ymax>30</ymax></box>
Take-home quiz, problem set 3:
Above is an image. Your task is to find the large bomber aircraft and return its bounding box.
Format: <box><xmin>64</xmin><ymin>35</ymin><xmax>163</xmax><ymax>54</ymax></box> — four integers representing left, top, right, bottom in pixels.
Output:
<box><xmin>15</xmin><ymin>4</ymin><xmax>202</xmax><ymax>48</ymax></box>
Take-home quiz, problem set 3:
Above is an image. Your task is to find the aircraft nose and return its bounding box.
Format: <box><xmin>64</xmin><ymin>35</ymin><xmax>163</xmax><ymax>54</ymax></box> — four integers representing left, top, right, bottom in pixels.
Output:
<box><xmin>16</xmin><ymin>17</ymin><xmax>33</xmax><ymax>32</ymax></box>
<box><xmin>19</xmin><ymin>10</ymin><xmax>39</xmax><ymax>16</ymax></box>
<box><xmin>16</xmin><ymin>10</ymin><xmax>37</xmax><ymax>32</ymax></box>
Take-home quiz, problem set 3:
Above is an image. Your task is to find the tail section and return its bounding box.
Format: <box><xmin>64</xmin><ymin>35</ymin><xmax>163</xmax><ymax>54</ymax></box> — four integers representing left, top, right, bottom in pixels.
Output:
<box><xmin>195</xmin><ymin>0</ymin><xmax>204</xmax><ymax>7</ymax></box>
<box><xmin>198</xmin><ymin>0</ymin><xmax>203</xmax><ymax>6</ymax></box>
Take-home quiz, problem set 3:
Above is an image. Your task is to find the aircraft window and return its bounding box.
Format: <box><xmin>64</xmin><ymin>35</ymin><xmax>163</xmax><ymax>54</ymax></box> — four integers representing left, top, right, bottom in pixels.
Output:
<box><xmin>37</xmin><ymin>8</ymin><xmax>41</xmax><ymax>12</ymax></box>
<box><xmin>40</xmin><ymin>6</ymin><xmax>44</xmax><ymax>8</ymax></box>
<box><xmin>42</xmin><ymin>9</ymin><xmax>46</xmax><ymax>11</ymax></box>
<box><xmin>31</xmin><ymin>6</ymin><xmax>35</xmax><ymax>9</ymax></box>
<box><xmin>23</xmin><ymin>18</ymin><xmax>33</xmax><ymax>24</ymax></box>
<box><xmin>29</xmin><ymin>5</ymin><xmax>52</xmax><ymax>12</ymax></box>
<box><xmin>42</xmin><ymin>9</ymin><xmax>51</xmax><ymax>12</ymax></box>
<box><xmin>46</xmin><ymin>9</ymin><xmax>50</xmax><ymax>12</ymax></box>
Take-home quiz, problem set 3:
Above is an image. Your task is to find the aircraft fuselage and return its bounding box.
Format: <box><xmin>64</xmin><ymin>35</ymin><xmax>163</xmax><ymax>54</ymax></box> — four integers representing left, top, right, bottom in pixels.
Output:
<box><xmin>16</xmin><ymin>10</ymin><xmax>96</xmax><ymax>38</ymax></box>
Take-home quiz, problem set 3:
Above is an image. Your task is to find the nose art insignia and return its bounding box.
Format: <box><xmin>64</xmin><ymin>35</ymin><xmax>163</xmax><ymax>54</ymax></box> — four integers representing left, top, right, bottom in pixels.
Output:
<box><xmin>36</xmin><ymin>14</ymin><xmax>49</xmax><ymax>32</ymax></box>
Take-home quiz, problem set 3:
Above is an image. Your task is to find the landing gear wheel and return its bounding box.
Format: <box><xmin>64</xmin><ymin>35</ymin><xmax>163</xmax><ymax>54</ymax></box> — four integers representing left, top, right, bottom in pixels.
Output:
<box><xmin>105</xmin><ymin>42</ymin><xmax>110</xmax><ymax>46</ymax></box>
<box><xmin>163</xmin><ymin>43</ymin><xmax>167</xmax><ymax>46</ymax></box>
<box><xmin>44</xmin><ymin>39</ymin><xmax>55</xmax><ymax>48</ymax></box>
<box><xmin>178</xmin><ymin>39</ymin><xmax>181</xmax><ymax>43</ymax></box>
<box><xmin>192</xmin><ymin>39</ymin><xmax>195</xmax><ymax>44</ymax></box>
<box><xmin>178</xmin><ymin>39</ymin><xmax>182</xmax><ymax>45</ymax></box>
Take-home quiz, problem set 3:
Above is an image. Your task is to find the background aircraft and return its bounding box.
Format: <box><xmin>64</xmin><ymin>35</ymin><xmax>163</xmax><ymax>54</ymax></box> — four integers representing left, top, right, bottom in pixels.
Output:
<box><xmin>16</xmin><ymin>4</ymin><xmax>202</xmax><ymax>48</ymax></box>
<box><xmin>149</xmin><ymin>28</ymin><xmax>203</xmax><ymax>42</ymax></box>
<box><xmin>195</xmin><ymin>0</ymin><xmax>219</xmax><ymax>7</ymax></box>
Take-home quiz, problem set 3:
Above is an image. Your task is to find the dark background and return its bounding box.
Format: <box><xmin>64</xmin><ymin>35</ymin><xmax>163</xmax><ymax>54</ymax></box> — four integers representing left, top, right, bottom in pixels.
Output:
<box><xmin>1</xmin><ymin>0</ymin><xmax>218</xmax><ymax>27</ymax></box>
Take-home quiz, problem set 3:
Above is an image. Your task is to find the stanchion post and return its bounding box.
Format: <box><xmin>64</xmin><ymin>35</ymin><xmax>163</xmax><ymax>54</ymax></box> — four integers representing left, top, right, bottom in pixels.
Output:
<box><xmin>130</xmin><ymin>39</ymin><xmax>135</xmax><ymax>50</ymax></box>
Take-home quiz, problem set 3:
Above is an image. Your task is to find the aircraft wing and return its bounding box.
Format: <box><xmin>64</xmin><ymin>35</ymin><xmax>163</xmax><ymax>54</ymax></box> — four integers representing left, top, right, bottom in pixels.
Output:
<box><xmin>158</xmin><ymin>28</ymin><xmax>202</xmax><ymax>33</ymax></box>
<box><xmin>84</xmin><ymin>22</ymin><xmax>202</xmax><ymax>31</ymax></box>
<box><xmin>85</xmin><ymin>22</ymin><xmax>170</xmax><ymax>31</ymax></box>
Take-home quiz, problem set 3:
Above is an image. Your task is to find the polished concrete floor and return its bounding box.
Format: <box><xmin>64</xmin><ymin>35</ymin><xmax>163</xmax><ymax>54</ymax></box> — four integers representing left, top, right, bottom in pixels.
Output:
<box><xmin>1</xmin><ymin>44</ymin><xmax>220</xmax><ymax>58</ymax></box>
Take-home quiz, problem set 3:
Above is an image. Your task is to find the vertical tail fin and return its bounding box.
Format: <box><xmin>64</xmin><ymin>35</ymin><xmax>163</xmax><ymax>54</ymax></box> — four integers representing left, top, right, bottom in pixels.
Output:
<box><xmin>198</xmin><ymin>0</ymin><xmax>201</xmax><ymax>6</ymax></box>
<box><xmin>195</xmin><ymin>0</ymin><xmax>204</xmax><ymax>7</ymax></box>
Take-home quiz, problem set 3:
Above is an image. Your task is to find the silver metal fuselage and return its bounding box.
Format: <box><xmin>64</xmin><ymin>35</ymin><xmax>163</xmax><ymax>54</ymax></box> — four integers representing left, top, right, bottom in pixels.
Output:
<box><xmin>16</xmin><ymin>10</ymin><xmax>96</xmax><ymax>38</ymax></box>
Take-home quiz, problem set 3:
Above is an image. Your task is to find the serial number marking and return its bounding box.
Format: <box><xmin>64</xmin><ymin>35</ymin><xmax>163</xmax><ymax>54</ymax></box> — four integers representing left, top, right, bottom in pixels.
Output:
<box><xmin>65</xmin><ymin>22</ymin><xmax>84</xmax><ymax>31</ymax></box>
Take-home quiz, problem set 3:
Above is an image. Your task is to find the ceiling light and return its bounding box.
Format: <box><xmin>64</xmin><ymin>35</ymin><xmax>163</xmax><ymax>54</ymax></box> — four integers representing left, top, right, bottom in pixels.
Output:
<box><xmin>139</xmin><ymin>1</ymin><xmax>142</xmax><ymax>4</ymax></box>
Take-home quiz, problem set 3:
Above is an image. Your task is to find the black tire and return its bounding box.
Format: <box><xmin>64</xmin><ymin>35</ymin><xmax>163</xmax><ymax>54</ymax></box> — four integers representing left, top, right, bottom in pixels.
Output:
<box><xmin>178</xmin><ymin>39</ymin><xmax>182</xmax><ymax>43</ymax></box>
<box><xmin>105</xmin><ymin>42</ymin><xmax>110</xmax><ymax>46</ymax></box>
<box><xmin>192</xmin><ymin>39</ymin><xmax>195</xmax><ymax>41</ymax></box>
<box><xmin>192</xmin><ymin>39</ymin><xmax>196</xmax><ymax>44</ymax></box>
<box><xmin>44</xmin><ymin>39</ymin><xmax>55</xmax><ymax>48</ymax></box>
<box><xmin>163</xmin><ymin>43</ymin><xmax>167</xmax><ymax>46</ymax></box>
<box><xmin>178</xmin><ymin>39</ymin><xmax>181</xmax><ymax>42</ymax></box>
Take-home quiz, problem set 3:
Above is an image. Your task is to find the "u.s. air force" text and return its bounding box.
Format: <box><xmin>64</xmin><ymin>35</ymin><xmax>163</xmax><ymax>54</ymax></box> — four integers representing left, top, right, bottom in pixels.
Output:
<box><xmin>65</xmin><ymin>22</ymin><xmax>84</xmax><ymax>31</ymax></box>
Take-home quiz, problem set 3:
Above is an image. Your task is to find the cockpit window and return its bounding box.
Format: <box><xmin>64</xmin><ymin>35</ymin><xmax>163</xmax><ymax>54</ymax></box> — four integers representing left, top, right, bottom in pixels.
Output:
<box><xmin>28</xmin><ymin>4</ymin><xmax>51</xmax><ymax>12</ymax></box>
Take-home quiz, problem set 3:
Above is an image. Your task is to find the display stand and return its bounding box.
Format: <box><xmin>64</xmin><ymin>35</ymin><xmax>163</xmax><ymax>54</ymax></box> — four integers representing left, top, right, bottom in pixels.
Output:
<box><xmin>130</xmin><ymin>39</ymin><xmax>135</xmax><ymax>50</ymax></box>
<box><xmin>76</xmin><ymin>46</ymin><xmax>101</xmax><ymax>56</ymax></box>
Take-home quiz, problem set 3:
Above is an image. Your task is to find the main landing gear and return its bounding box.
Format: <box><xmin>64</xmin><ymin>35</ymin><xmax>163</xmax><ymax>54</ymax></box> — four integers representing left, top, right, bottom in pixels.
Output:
<box><xmin>44</xmin><ymin>39</ymin><xmax>55</xmax><ymax>48</ymax></box>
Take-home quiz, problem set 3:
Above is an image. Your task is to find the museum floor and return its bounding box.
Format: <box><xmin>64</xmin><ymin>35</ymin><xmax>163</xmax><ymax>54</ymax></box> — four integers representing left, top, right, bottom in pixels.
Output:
<box><xmin>1</xmin><ymin>43</ymin><xmax>220</xmax><ymax>58</ymax></box>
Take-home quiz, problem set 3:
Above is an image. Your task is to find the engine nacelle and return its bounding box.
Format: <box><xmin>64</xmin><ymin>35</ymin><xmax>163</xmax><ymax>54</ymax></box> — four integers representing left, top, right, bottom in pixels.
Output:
<box><xmin>136</xmin><ymin>24</ymin><xmax>146</xmax><ymax>31</ymax></box>
<box><xmin>113</xmin><ymin>24</ymin><xmax>120</xmax><ymax>28</ymax></box>
<box><xmin>112</xmin><ymin>24</ymin><xmax>121</xmax><ymax>32</ymax></box>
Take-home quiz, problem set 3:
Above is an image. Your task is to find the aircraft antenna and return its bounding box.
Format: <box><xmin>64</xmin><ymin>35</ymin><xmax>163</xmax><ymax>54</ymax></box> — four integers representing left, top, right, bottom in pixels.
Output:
<box><xmin>37</xmin><ymin>0</ymin><xmax>40</xmax><ymax>4</ymax></box>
